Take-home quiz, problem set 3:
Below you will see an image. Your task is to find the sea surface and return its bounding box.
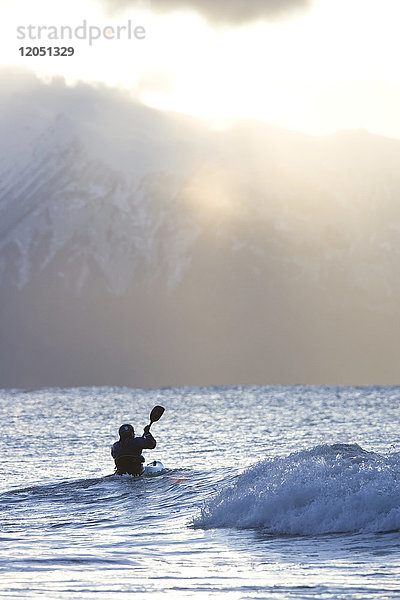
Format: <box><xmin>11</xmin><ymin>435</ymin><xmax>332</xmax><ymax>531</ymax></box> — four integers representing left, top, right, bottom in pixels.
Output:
<box><xmin>1</xmin><ymin>385</ymin><xmax>400</xmax><ymax>599</ymax></box>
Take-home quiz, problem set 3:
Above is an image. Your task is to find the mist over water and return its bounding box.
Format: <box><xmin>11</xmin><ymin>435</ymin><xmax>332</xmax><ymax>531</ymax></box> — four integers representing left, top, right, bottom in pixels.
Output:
<box><xmin>1</xmin><ymin>385</ymin><xmax>400</xmax><ymax>599</ymax></box>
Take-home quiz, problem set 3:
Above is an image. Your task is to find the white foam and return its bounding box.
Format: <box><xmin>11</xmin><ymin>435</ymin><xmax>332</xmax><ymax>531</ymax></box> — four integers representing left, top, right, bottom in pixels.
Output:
<box><xmin>195</xmin><ymin>444</ymin><xmax>400</xmax><ymax>535</ymax></box>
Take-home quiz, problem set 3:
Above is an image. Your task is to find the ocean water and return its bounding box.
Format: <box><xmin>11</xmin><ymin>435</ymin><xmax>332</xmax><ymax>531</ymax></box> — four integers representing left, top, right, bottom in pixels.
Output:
<box><xmin>1</xmin><ymin>385</ymin><xmax>400</xmax><ymax>599</ymax></box>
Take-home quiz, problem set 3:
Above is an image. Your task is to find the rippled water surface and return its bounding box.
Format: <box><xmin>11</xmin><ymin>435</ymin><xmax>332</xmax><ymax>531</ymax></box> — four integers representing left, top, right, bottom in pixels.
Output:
<box><xmin>1</xmin><ymin>385</ymin><xmax>400</xmax><ymax>599</ymax></box>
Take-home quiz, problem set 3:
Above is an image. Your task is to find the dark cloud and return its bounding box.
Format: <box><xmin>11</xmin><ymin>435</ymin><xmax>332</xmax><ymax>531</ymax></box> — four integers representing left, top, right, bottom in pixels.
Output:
<box><xmin>100</xmin><ymin>0</ymin><xmax>313</xmax><ymax>24</ymax></box>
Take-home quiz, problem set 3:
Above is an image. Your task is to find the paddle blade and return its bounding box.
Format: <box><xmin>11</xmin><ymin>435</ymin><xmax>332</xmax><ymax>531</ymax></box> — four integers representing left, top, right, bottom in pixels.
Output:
<box><xmin>150</xmin><ymin>405</ymin><xmax>165</xmax><ymax>424</ymax></box>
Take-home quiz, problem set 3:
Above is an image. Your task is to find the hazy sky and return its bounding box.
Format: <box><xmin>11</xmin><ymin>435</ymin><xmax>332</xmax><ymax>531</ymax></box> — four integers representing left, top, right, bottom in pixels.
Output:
<box><xmin>1</xmin><ymin>0</ymin><xmax>400</xmax><ymax>138</ymax></box>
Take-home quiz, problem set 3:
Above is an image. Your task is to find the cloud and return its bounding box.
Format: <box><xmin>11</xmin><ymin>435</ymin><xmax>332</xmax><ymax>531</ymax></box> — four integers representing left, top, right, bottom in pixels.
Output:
<box><xmin>100</xmin><ymin>0</ymin><xmax>313</xmax><ymax>24</ymax></box>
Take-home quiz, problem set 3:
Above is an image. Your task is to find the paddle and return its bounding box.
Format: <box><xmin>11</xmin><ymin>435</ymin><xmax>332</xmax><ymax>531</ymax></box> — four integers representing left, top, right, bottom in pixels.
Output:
<box><xmin>146</xmin><ymin>405</ymin><xmax>165</xmax><ymax>431</ymax></box>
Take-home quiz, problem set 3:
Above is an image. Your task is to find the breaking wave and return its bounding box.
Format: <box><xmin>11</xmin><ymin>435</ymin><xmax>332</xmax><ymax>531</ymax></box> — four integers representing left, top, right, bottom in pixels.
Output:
<box><xmin>195</xmin><ymin>444</ymin><xmax>400</xmax><ymax>535</ymax></box>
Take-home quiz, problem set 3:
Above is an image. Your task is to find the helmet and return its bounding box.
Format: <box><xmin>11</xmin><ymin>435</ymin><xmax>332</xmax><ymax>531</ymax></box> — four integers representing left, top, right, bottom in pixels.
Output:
<box><xmin>119</xmin><ymin>423</ymin><xmax>134</xmax><ymax>439</ymax></box>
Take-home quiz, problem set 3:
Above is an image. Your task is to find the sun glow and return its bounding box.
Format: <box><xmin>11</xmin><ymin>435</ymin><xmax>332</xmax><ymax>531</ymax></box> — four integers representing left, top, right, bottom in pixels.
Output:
<box><xmin>1</xmin><ymin>0</ymin><xmax>400</xmax><ymax>138</ymax></box>
<box><xmin>138</xmin><ymin>0</ymin><xmax>400</xmax><ymax>137</ymax></box>
<box><xmin>183</xmin><ymin>166</ymin><xmax>239</xmax><ymax>221</ymax></box>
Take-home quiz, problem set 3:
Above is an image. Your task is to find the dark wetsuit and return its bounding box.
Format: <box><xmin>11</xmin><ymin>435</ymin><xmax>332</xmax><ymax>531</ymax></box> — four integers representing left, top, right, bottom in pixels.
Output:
<box><xmin>111</xmin><ymin>432</ymin><xmax>156</xmax><ymax>476</ymax></box>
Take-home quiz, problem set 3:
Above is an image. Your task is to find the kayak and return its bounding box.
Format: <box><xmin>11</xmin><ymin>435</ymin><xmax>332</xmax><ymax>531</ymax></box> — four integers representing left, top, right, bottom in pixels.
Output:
<box><xmin>111</xmin><ymin>459</ymin><xmax>164</xmax><ymax>477</ymax></box>
<box><xmin>143</xmin><ymin>460</ymin><xmax>164</xmax><ymax>474</ymax></box>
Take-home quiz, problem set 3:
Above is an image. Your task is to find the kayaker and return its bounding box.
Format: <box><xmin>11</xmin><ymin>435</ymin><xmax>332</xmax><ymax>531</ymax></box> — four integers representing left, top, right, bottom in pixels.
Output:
<box><xmin>111</xmin><ymin>423</ymin><xmax>156</xmax><ymax>476</ymax></box>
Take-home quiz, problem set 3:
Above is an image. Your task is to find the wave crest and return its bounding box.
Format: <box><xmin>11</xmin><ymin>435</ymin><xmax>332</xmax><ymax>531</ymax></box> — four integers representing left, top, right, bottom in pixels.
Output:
<box><xmin>195</xmin><ymin>444</ymin><xmax>400</xmax><ymax>535</ymax></box>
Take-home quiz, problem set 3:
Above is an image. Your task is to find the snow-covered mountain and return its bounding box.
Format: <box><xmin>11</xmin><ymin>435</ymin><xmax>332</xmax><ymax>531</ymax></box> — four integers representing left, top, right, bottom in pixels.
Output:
<box><xmin>1</xmin><ymin>73</ymin><xmax>400</xmax><ymax>388</ymax></box>
<box><xmin>0</xmin><ymin>113</ymin><xmax>199</xmax><ymax>294</ymax></box>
